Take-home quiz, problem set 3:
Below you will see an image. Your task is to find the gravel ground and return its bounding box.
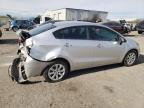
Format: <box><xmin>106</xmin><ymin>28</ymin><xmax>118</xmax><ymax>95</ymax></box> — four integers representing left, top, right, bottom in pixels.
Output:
<box><xmin>0</xmin><ymin>30</ymin><xmax>144</xmax><ymax>108</ymax></box>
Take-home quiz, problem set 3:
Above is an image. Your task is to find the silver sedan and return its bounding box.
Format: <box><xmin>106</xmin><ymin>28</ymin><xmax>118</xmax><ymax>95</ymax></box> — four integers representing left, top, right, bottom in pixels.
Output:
<box><xmin>9</xmin><ymin>21</ymin><xmax>140</xmax><ymax>83</ymax></box>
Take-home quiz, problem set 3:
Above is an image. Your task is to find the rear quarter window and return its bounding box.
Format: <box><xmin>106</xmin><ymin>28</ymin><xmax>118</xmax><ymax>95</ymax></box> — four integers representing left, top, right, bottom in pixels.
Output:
<box><xmin>29</xmin><ymin>23</ymin><xmax>56</xmax><ymax>36</ymax></box>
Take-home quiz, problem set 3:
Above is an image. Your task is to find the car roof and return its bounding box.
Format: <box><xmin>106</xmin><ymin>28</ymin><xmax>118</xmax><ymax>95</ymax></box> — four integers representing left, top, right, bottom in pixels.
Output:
<box><xmin>29</xmin><ymin>20</ymin><xmax>122</xmax><ymax>37</ymax></box>
<box><xmin>46</xmin><ymin>21</ymin><xmax>117</xmax><ymax>32</ymax></box>
<box><xmin>48</xmin><ymin>21</ymin><xmax>120</xmax><ymax>34</ymax></box>
<box><xmin>53</xmin><ymin>21</ymin><xmax>103</xmax><ymax>27</ymax></box>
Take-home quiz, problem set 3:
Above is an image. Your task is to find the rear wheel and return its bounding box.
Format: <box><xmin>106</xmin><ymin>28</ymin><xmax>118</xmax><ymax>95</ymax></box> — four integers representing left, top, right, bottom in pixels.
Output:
<box><xmin>123</xmin><ymin>50</ymin><xmax>137</xmax><ymax>66</ymax></box>
<box><xmin>43</xmin><ymin>60</ymin><xmax>69</xmax><ymax>83</ymax></box>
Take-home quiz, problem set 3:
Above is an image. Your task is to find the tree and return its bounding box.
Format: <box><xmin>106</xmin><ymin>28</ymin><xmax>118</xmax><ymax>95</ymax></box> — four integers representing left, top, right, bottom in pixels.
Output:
<box><xmin>91</xmin><ymin>14</ymin><xmax>102</xmax><ymax>23</ymax></box>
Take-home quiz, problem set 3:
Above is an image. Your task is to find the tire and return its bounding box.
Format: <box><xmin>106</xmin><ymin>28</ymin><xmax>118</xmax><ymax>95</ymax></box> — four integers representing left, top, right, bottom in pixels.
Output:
<box><xmin>12</xmin><ymin>26</ymin><xmax>19</xmax><ymax>32</ymax></box>
<box><xmin>123</xmin><ymin>50</ymin><xmax>138</xmax><ymax>67</ymax></box>
<box><xmin>11</xmin><ymin>58</ymin><xmax>20</xmax><ymax>82</ymax></box>
<box><xmin>43</xmin><ymin>60</ymin><xmax>69</xmax><ymax>83</ymax></box>
<box><xmin>138</xmin><ymin>31</ymin><xmax>142</xmax><ymax>34</ymax></box>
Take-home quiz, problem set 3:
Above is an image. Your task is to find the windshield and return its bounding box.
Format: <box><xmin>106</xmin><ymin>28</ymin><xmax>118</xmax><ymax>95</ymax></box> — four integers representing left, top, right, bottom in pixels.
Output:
<box><xmin>29</xmin><ymin>23</ymin><xmax>56</xmax><ymax>36</ymax></box>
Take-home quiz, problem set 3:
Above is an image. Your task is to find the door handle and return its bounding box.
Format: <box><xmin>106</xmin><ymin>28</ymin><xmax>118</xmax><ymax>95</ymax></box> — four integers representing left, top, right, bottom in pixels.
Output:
<box><xmin>97</xmin><ymin>44</ymin><xmax>103</xmax><ymax>48</ymax></box>
<box><xmin>64</xmin><ymin>43</ymin><xmax>69</xmax><ymax>47</ymax></box>
<box><xmin>64</xmin><ymin>43</ymin><xmax>72</xmax><ymax>47</ymax></box>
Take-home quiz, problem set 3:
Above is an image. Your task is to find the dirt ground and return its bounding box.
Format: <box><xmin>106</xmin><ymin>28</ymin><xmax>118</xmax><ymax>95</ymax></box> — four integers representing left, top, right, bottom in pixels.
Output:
<box><xmin>0</xmin><ymin>30</ymin><xmax>144</xmax><ymax>108</ymax></box>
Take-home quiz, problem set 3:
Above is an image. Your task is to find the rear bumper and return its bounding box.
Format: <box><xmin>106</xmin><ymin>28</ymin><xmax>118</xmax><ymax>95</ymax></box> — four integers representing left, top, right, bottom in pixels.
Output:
<box><xmin>9</xmin><ymin>51</ymin><xmax>50</xmax><ymax>83</ymax></box>
<box><xmin>24</xmin><ymin>55</ymin><xmax>49</xmax><ymax>78</ymax></box>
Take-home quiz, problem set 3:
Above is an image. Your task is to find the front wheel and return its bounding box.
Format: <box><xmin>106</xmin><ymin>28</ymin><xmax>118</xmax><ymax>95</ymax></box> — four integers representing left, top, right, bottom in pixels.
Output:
<box><xmin>123</xmin><ymin>50</ymin><xmax>138</xmax><ymax>67</ymax></box>
<box><xmin>43</xmin><ymin>60</ymin><xmax>69</xmax><ymax>83</ymax></box>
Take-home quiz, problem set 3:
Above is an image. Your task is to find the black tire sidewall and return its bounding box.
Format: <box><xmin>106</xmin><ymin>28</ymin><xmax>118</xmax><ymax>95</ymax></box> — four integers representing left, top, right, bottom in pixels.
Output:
<box><xmin>43</xmin><ymin>60</ymin><xmax>69</xmax><ymax>83</ymax></box>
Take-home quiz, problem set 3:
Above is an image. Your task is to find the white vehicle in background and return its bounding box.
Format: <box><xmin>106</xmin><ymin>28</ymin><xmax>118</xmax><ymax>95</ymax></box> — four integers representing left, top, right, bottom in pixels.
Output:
<box><xmin>9</xmin><ymin>21</ymin><xmax>140</xmax><ymax>83</ymax></box>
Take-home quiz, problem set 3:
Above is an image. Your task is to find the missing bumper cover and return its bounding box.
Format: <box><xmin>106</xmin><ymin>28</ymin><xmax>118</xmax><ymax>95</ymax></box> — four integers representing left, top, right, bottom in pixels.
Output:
<box><xmin>8</xmin><ymin>58</ymin><xmax>27</xmax><ymax>83</ymax></box>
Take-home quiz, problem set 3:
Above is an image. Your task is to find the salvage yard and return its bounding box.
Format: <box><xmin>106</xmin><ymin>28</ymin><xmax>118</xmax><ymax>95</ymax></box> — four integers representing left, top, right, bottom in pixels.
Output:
<box><xmin>0</xmin><ymin>30</ymin><xmax>144</xmax><ymax>108</ymax></box>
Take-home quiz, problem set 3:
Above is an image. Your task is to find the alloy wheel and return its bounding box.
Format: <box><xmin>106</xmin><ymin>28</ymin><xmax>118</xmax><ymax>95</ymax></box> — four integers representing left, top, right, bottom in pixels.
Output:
<box><xmin>124</xmin><ymin>52</ymin><xmax>137</xmax><ymax>66</ymax></box>
<box><xmin>48</xmin><ymin>64</ymin><xmax>66</xmax><ymax>81</ymax></box>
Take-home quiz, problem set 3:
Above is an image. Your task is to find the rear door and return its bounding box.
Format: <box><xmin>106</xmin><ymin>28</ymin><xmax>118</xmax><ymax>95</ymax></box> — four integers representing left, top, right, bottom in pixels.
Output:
<box><xmin>53</xmin><ymin>26</ymin><xmax>94</xmax><ymax>69</ymax></box>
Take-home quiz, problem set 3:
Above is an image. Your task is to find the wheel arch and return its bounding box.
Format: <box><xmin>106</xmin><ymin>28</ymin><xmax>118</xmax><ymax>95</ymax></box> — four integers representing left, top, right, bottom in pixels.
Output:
<box><xmin>128</xmin><ymin>49</ymin><xmax>138</xmax><ymax>57</ymax></box>
<box><xmin>122</xmin><ymin>48</ymin><xmax>139</xmax><ymax>63</ymax></box>
<box><xmin>41</xmin><ymin>57</ymin><xmax>71</xmax><ymax>76</ymax></box>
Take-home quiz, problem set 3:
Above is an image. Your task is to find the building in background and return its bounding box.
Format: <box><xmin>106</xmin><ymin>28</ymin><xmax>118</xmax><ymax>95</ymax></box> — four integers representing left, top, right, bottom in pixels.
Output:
<box><xmin>0</xmin><ymin>16</ymin><xmax>9</xmax><ymax>27</ymax></box>
<box><xmin>40</xmin><ymin>8</ymin><xmax>108</xmax><ymax>23</ymax></box>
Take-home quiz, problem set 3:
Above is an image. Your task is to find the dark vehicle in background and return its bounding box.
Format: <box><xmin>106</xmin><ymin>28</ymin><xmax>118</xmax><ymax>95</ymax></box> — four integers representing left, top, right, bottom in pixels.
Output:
<box><xmin>9</xmin><ymin>20</ymin><xmax>35</xmax><ymax>32</ymax></box>
<box><xmin>7</xmin><ymin>14</ymin><xmax>36</xmax><ymax>32</ymax></box>
<box><xmin>120</xmin><ymin>20</ymin><xmax>131</xmax><ymax>31</ymax></box>
<box><xmin>135</xmin><ymin>20</ymin><xmax>144</xmax><ymax>34</ymax></box>
<box><xmin>101</xmin><ymin>21</ymin><xmax>130</xmax><ymax>34</ymax></box>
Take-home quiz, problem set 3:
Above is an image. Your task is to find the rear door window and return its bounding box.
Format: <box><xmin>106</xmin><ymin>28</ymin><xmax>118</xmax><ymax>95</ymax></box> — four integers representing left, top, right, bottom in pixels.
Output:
<box><xmin>53</xmin><ymin>26</ymin><xmax>87</xmax><ymax>40</ymax></box>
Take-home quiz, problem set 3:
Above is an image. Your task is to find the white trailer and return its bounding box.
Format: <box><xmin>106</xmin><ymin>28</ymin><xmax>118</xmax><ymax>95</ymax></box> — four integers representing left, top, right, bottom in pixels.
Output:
<box><xmin>40</xmin><ymin>8</ymin><xmax>108</xmax><ymax>23</ymax></box>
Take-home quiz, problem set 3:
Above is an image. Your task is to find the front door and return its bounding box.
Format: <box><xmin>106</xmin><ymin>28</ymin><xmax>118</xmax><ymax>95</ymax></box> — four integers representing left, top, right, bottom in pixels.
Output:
<box><xmin>88</xmin><ymin>26</ymin><xmax>125</xmax><ymax>66</ymax></box>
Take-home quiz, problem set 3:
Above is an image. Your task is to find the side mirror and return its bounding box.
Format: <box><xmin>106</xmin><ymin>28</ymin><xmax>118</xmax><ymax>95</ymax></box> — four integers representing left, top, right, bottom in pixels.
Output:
<box><xmin>119</xmin><ymin>37</ymin><xmax>127</xmax><ymax>45</ymax></box>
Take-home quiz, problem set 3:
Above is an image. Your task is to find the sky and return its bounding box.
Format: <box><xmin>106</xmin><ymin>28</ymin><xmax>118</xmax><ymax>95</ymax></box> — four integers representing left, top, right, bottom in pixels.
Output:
<box><xmin>0</xmin><ymin>0</ymin><xmax>143</xmax><ymax>20</ymax></box>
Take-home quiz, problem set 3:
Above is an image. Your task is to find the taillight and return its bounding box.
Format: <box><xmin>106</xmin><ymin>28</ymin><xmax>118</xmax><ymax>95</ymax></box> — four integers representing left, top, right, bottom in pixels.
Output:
<box><xmin>26</xmin><ymin>39</ymin><xmax>33</xmax><ymax>48</ymax></box>
<box><xmin>26</xmin><ymin>39</ymin><xmax>33</xmax><ymax>54</ymax></box>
